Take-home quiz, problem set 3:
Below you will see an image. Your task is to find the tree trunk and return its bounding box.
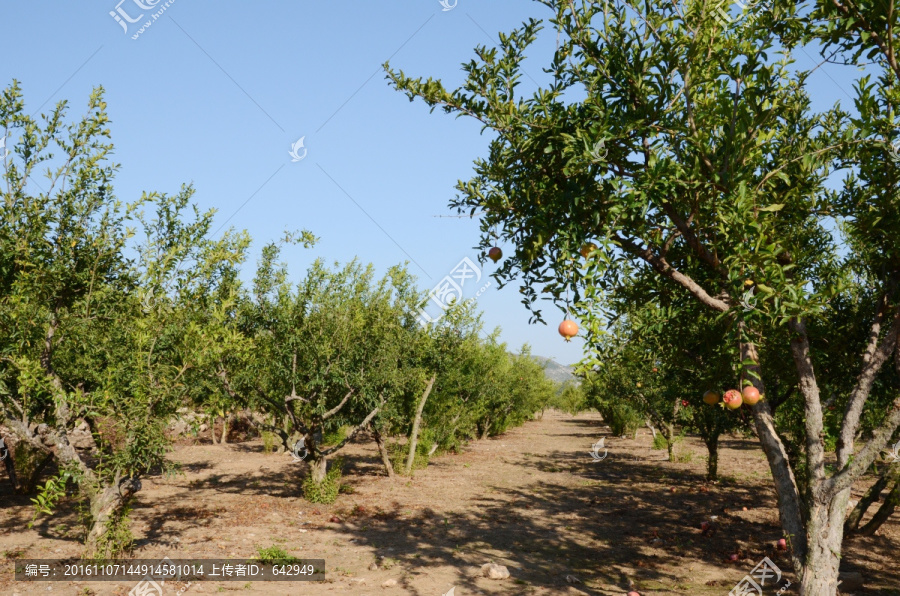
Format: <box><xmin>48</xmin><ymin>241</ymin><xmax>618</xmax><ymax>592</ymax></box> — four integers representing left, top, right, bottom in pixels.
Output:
<box><xmin>858</xmin><ymin>474</ymin><xmax>900</xmax><ymax>536</ymax></box>
<box><xmin>210</xmin><ymin>417</ymin><xmax>218</xmax><ymax>445</ymax></box>
<box><xmin>220</xmin><ymin>415</ymin><xmax>229</xmax><ymax>444</ymax></box>
<box><xmin>28</xmin><ymin>452</ymin><xmax>53</xmax><ymax>494</ymax></box>
<box><xmin>308</xmin><ymin>455</ymin><xmax>327</xmax><ymax>484</ymax></box>
<box><xmin>481</xmin><ymin>422</ymin><xmax>491</xmax><ymax>440</ymax></box>
<box><xmin>84</xmin><ymin>475</ymin><xmax>141</xmax><ymax>556</ymax></box>
<box><xmin>404</xmin><ymin>375</ymin><xmax>435</xmax><ymax>476</ymax></box>
<box><xmin>1</xmin><ymin>435</ymin><xmax>19</xmax><ymax>490</ymax></box>
<box><xmin>372</xmin><ymin>428</ymin><xmax>395</xmax><ymax>479</ymax></box>
<box><xmin>798</xmin><ymin>492</ymin><xmax>848</xmax><ymax>595</ymax></box>
<box><xmin>704</xmin><ymin>435</ymin><xmax>719</xmax><ymax>481</ymax></box>
<box><xmin>646</xmin><ymin>420</ymin><xmax>657</xmax><ymax>439</ymax></box>
<box><xmin>663</xmin><ymin>423</ymin><xmax>675</xmax><ymax>462</ymax></box>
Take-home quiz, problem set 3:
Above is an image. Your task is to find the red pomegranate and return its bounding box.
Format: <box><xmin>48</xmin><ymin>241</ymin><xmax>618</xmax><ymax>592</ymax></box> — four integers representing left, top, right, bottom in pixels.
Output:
<box><xmin>723</xmin><ymin>389</ymin><xmax>743</xmax><ymax>410</ymax></box>
<box><xmin>487</xmin><ymin>247</ymin><xmax>502</xmax><ymax>263</ymax></box>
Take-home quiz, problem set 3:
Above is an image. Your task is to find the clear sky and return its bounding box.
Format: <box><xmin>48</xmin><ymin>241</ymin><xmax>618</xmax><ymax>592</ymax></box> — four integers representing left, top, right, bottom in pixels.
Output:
<box><xmin>0</xmin><ymin>1</ymin><xmax>858</xmax><ymax>366</ymax></box>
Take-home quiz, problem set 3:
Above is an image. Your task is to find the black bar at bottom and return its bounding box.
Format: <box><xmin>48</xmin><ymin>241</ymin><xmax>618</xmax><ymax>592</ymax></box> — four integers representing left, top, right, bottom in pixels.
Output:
<box><xmin>14</xmin><ymin>559</ymin><xmax>326</xmax><ymax>581</ymax></box>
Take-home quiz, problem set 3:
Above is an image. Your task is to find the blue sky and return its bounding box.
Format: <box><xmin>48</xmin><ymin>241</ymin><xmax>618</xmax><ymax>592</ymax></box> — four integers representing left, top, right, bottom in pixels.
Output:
<box><xmin>0</xmin><ymin>1</ymin><xmax>859</xmax><ymax>366</ymax></box>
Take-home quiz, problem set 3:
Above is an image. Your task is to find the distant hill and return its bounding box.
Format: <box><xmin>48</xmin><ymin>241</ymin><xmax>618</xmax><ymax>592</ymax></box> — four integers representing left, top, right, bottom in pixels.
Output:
<box><xmin>532</xmin><ymin>355</ymin><xmax>578</xmax><ymax>385</ymax></box>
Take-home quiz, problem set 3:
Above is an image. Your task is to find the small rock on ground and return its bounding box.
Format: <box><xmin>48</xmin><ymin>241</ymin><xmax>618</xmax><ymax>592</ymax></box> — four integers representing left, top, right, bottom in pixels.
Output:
<box><xmin>481</xmin><ymin>563</ymin><xmax>510</xmax><ymax>580</ymax></box>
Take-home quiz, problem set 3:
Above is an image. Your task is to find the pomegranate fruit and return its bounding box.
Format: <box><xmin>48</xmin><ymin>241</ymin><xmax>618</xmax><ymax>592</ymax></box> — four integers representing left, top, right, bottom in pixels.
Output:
<box><xmin>702</xmin><ymin>390</ymin><xmax>720</xmax><ymax>405</ymax></box>
<box><xmin>741</xmin><ymin>386</ymin><xmax>761</xmax><ymax>405</ymax></box>
<box><xmin>777</xmin><ymin>538</ymin><xmax>787</xmax><ymax>550</ymax></box>
<box><xmin>723</xmin><ymin>389</ymin><xmax>742</xmax><ymax>410</ymax></box>
<box><xmin>558</xmin><ymin>319</ymin><xmax>578</xmax><ymax>341</ymax></box>
<box><xmin>487</xmin><ymin>247</ymin><xmax>502</xmax><ymax>263</ymax></box>
<box><xmin>580</xmin><ymin>242</ymin><xmax>598</xmax><ymax>258</ymax></box>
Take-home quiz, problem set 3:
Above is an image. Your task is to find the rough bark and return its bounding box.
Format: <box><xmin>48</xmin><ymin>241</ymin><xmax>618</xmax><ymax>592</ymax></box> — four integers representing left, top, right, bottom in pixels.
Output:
<box><xmin>308</xmin><ymin>454</ymin><xmax>328</xmax><ymax>484</ymax></box>
<box><xmin>704</xmin><ymin>435</ymin><xmax>719</xmax><ymax>481</ymax></box>
<box><xmin>787</xmin><ymin>319</ymin><xmax>827</xmax><ymax>490</ymax></box>
<box><xmin>404</xmin><ymin>375</ymin><xmax>435</xmax><ymax>476</ymax></box>
<box><xmin>1</xmin><ymin>434</ymin><xmax>19</xmax><ymax>490</ymax></box>
<box><xmin>84</xmin><ymin>475</ymin><xmax>142</xmax><ymax>554</ymax></box>
<box><xmin>799</xmin><ymin>494</ymin><xmax>848</xmax><ymax>595</ymax></box>
<box><xmin>221</xmin><ymin>415</ymin><xmax>229</xmax><ymax>444</ymax></box>
<box><xmin>741</xmin><ymin>337</ymin><xmax>807</xmax><ymax>574</ymax></box>
<box><xmin>372</xmin><ymin>427</ymin><xmax>395</xmax><ymax>479</ymax></box>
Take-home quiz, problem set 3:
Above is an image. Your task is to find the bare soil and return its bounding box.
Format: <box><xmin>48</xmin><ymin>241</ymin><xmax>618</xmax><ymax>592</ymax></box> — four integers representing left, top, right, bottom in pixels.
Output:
<box><xmin>1</xmin><ymin>411</ymin><xmax>897</xmax><ymax>595</ymax></box>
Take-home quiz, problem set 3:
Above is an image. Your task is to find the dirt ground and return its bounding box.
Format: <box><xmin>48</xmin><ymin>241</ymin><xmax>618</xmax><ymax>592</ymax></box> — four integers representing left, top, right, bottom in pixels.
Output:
<box><xmin>1</xmin><ymin>411</ymin><xmax>898</xmax><ymax>595</ymax></box>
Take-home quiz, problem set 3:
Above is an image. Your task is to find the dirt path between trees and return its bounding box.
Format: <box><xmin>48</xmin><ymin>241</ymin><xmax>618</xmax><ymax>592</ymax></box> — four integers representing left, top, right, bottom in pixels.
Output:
<box><xmin>1</xmin><ymin>411</ymin><xmax>897</xmax><ymax>595</ymax></box>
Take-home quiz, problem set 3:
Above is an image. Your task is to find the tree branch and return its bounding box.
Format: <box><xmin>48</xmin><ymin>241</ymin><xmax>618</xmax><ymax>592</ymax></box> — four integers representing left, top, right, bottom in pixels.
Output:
<box><xmin>322</xmin><ymin>388</ymin><xmax>355</xmax><ymax>421</ymax></box>
<box><xmin>322</xmin><ymin>396</ymin><xmax>384</xmax><ymax>456</ymax></box>
<box><xmin>741</xmin><ymin>336</ymin><xmax>807</xmax><ymax>570</ymax></box>
<box><xmin>614</xmin><ymin>233</ymin><xmax>732</xmax><ymax>312</ymax></box>
<box><xmin>838</xmin><ymin>306</ymin><xmax>900</xmax><ymax>467</ymax></box>
<box><xmin>787</xmin><ymin>318</ymin><xmax>828</xmax><ymax>494</ymax></box>
<box><xmin>826</xmin><ymin>392</ymin><xmax>900</xmax><ymax>499</ymax></box>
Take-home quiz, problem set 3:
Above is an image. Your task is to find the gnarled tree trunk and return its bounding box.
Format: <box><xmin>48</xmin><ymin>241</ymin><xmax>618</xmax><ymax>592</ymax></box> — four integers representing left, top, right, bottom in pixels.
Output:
<box><xmin>404</xmin><ymin>375</ymin><xmax>435</xmax><ymax>475</ymax></box>
<box><xmin>372</xmin><ymin>427</ymin><xmax>395</xmax><ymax>479</ymax></box>
<box><xmin>308</xmin><ymin>453</ymin><xmax>328</xmax><ymax>484</ymax></box>
<box><xmin>798</xmin><ymin>491</ymin><xmax>848</xmax><ymax>595</ymax></box>
<box><xmin>84</xmin><ymin>474</ymin><xmax>142</xmax><ymax>555</ymax></box>
<box><xmin>1</xmin><ymin>433</ymin><xmax>19</xmax><ymax>490</ymax></box>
